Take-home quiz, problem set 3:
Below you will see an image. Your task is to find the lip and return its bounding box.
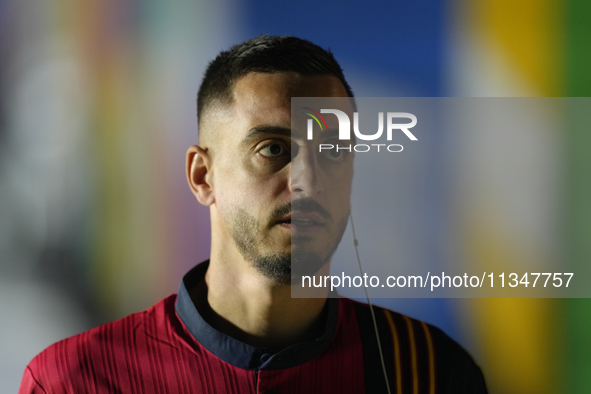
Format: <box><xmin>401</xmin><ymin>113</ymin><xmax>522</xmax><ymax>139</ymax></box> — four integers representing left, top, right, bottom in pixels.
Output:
<box><xmin>275</xmin><ymin>211</ymin><xmax>326</xmax><ymax>231</ymax></box>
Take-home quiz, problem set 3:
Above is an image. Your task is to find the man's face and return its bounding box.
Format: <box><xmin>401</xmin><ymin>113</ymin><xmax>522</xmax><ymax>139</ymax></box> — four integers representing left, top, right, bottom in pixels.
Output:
<box><xmin>206</xmin><ymin>72</ymin><xmax>353</xmax><ymax>284</ymax></box>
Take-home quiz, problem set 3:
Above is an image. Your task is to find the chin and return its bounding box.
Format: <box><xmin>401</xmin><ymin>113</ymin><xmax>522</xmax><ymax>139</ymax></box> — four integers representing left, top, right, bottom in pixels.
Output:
<box><xmin>290</xmin><ymin>249</ymin><xmax>329</xmax><ymax>283</ymax></box>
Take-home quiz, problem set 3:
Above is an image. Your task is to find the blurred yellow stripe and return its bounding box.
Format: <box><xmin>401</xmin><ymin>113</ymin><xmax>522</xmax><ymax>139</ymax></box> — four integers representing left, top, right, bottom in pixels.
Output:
<box><xmin>384</xmin><ymin>310</ymin><xmax>403</xmax><ymax>394</ymax></box>
<box><xmin>464</xmin><ymin>220</ymin><xmax>561</xmax><ymax>393</ymax></box>
<box><xmin>420</xmin><ymin>321</ymin><xmax>435</xmax><ymax>394</ymax></box>
<box><xmin>460</xmin><ymin>1</ymin><xmax>564</xmax><ymax>392</ymax></box>
<box><xmin>467</xmin><ymin>0</ymin><xmax>563</xmax><ymax>96</ymax></box>
<box><xmin>403</xmin><ymin>316</ymin><xmax>419</xmax><ymax>394</ymax></box>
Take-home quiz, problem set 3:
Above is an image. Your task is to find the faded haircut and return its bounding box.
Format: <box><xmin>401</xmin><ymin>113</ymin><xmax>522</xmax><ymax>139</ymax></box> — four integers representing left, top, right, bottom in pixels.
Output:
<box><xmin>196</xmin><ymin>35</ymin><xmax>354</xmax><ymax>130</ymax></box>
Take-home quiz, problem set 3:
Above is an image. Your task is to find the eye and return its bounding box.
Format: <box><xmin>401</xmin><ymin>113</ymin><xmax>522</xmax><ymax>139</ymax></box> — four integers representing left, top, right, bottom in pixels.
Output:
<box><xmin>320</xmin><ymin>148</ymin><xmax>344</xmax><ymax>161</ymax></box>
<box><xmin>319</xmin><ymin>139</ymin><xmax>348</xmax><ymax>162</ymax></box>
<box><xmin>259</xmin><ymin>142</ymin><xmax>288</xmax><ymax>158</ymax></box>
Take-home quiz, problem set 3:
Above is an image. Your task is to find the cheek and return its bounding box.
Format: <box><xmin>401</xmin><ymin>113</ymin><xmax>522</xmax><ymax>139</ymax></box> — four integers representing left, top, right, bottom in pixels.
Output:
<box><xmin>324</xmin><ymin>163</ymin><xmax>353</xmax><ymax>193</ymax></box>
<box><xmin>215</xmin><ymin>167</ymin><xmax>285</xmax><ymax>211</ymax></box>
<box><xmin>325</xmin><ymin>169</ymin><xmax>353</xmax><ymax>213</ymax></box>
<box><xmin>212</xmin><ymin>146</ymin><xmax>291</xmax><ymax>212</ymax></box>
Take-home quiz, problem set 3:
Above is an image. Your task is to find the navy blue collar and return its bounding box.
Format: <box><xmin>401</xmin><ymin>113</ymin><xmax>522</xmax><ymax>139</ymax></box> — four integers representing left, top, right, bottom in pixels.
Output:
<box><xmin>175</xmin><ymin>261</ymin><xmax>339</xmax><ymax>370</ymax></box>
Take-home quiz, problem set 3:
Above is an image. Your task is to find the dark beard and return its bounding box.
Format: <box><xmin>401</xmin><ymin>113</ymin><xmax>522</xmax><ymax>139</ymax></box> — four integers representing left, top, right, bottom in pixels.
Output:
<box><xmin>251</xmin><ymin>249</ymin><xmax>327</xmax><ymax>285</ymax></box>
<box><xmin>228</xmin><ymin>200</ymin><xmax>348</xmax><ymax>285</ymax></box>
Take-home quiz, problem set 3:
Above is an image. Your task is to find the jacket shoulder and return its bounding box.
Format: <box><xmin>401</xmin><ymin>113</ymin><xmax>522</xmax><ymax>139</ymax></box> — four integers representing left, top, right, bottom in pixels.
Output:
<box><xmin>20</xmin><ymin>295</ymin><xmax>178</xmax><ymax>393</ymax></box>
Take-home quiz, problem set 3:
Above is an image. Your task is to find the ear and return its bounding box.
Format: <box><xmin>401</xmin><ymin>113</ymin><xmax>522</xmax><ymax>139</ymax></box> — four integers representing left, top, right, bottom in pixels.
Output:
<box><xmin>186</xmin><ymin>145</ymin><xmax>215</xmax><ymax>206</ymax></box>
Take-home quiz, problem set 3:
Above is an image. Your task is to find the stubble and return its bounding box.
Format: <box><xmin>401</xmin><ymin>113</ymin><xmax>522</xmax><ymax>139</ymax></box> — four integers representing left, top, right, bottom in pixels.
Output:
<box><xmin>226</xmin><ymin>200</ymin><xmax>348</xmax><ymax>285</ymax></box>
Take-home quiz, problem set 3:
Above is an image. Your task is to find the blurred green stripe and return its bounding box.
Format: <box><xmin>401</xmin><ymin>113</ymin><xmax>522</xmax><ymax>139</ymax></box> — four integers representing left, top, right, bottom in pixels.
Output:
<box><xmin>566</xmin><ymin>1</ymin><xmax>591</xmax><ymax>392</ymax></box>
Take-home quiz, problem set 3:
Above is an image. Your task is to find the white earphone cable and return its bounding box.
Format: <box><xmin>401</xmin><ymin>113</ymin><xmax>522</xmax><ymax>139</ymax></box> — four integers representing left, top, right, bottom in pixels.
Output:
<box><xmin>349</xmin><ymin>211</ymin><xmax>392</xmax><ymax>394</ymax></box>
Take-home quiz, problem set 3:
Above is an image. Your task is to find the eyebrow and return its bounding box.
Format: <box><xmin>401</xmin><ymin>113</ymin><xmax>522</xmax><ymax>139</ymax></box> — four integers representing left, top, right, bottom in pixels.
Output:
<box><xmin>242</xmin><ymin>126</ymin><xmax>292</xmax><ymax>144</ymax></box>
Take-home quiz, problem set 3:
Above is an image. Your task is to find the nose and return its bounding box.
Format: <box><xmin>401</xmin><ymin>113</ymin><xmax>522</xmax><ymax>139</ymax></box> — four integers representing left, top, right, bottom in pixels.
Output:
<box><xmin>289</xmin><ymin>145</ymin><xmax>323</xmax><ymax>198</ymax></box>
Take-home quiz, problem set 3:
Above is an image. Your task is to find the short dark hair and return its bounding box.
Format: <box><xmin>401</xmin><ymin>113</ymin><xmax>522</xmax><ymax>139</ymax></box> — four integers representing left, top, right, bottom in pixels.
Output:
<box><xmin>197</xmin><ymin>35</ymin><xmax>353</xmax><ymax>126</ymax></box>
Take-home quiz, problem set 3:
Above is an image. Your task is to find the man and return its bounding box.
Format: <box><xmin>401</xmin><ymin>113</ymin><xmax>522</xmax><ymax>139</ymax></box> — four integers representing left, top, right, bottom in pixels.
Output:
<box><xmin>20</xmin><ymin>36</ymin><xmax>487</xmax><ymax>393</ymax></box>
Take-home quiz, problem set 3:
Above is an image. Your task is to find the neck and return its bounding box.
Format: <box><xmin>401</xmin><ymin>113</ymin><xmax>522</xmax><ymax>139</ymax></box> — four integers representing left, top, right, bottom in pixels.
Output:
<box><xmin>190</xmin><ymin>249</ymin><xmax>330</xmax><ymax>350</ymax></box>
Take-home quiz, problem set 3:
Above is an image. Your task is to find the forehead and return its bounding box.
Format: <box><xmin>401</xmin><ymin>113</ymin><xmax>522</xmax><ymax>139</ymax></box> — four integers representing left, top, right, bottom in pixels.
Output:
<box><xmin>229</xmin><ymin>72</ymin><xmax>349</xmax><ymax>135</ymax></box>
<box><xmin>234</xmin><ymin>72</ymin><xmax>347</xmax><ymax>104</ymax></box>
